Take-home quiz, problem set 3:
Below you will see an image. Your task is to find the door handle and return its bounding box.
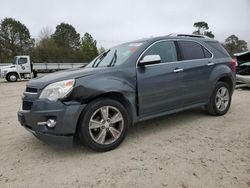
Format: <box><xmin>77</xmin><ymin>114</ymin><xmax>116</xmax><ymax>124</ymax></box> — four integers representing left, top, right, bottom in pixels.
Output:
<box><xmin>207</xmin><ymin>62</ymin><xmax>215</xmax><ymax>66</ymax></box>
<box><xmin>173</xmin><ymin>68</ymin><xmax>184</xmax><ymax>73</ymax></box>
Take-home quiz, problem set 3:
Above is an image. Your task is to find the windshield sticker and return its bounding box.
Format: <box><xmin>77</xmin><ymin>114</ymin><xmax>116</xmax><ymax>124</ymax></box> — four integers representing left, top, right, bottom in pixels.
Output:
<box><xmin>128</xmin><ymin>43</ymin><xmax>143</xmax><ymax>47</ymax></box>
<box><xmin>129</xmin><ymin>47</ymin><xmax>138</xmax><ymax>53</ymax></box>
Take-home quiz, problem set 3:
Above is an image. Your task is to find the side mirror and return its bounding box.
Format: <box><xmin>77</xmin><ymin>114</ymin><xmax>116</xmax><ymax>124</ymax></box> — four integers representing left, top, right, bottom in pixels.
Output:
<box><xmin>139</xmin><ymin>55</ymin><xmax>161</xmax><ymax>66</ymax></box>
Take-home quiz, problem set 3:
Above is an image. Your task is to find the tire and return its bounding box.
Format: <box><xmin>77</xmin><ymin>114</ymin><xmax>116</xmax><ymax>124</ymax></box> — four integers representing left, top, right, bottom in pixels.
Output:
<box><xmin>206</xmin><ymin>81</ymin><xmax>232</xmax><ymax>116</ymax></box>
<box><xmin>78</xmin><ymin>98</ymin><xmax>130</xmax><ymax>152</ymax></box>
<box><xmin>6</xmin><ymin>73</ymin><xmax>18</xmax><ymax>82</ymax></box>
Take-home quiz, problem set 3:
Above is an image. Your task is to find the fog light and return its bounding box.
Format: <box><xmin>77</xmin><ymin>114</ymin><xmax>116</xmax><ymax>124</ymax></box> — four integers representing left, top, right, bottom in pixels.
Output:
<box><xmin>37</xmin><ymin>119</ymin><xmax>56</xmax><ymax>128</ymax></box>
<box><xmin>47</xmin><ymin>119</ymin><xmax>56</xmax><ymax>128</ymax></box>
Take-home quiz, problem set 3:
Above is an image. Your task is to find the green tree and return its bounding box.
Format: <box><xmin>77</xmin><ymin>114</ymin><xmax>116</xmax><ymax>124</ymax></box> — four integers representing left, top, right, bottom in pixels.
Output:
<box><xmin>224</xmin><ymin>35</ymin><xmax>248</xmax><ymax>56</ymax></box>
<box><xmin>193</xmin><ymin>21</ymin><xmax>215</xmax><ymax>38</ymax></box>
<box><xmin>0</xmin><ymin>17</ymin><xmax>33</xmax><ymax>62</ymax></box>
<box><xmin>31</xmin><ymin>27</ymin><xmax>83</xmax><ymax>63</ymax></box>
<box><xmin>0</xmin><ymin>37</ymin><xmax>3</xmax><ymax>62</ymax></box>
<box><xmin>52</xmin><ymin>23</ymin><xmax>80</xmax><ymax>49</ymax></box>
<box><xmin>81</xmin><ymin>32</ymin><xmax>98</xmax><ymax>62</ymax></box>
<box><xmin>31</xmin><ymin>36</ymin><xmax>83</xmax><ymax>63</ymax></box>
<box><xmin>98</xmin><ymin>46</ymin><xmax>106</xmax><ymax>54</ymax></box>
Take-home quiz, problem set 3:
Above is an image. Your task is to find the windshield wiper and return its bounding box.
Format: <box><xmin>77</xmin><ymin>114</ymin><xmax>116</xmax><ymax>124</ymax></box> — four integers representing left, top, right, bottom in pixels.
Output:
<box><xmin>92</xmin><ymin>49</ymin><xmax>111</xmax><ymax>68</ymax></box>
<box><xmin>107</xmin><ymin>50</ymin><xmax>117</xmax><ymax>67</ymax></box>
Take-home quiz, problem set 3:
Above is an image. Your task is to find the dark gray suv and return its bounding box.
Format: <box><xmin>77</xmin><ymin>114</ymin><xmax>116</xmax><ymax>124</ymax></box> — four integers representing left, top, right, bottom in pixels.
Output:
<box><xmin>18</xmin><ymin>34</ymin><xmax>236</xmax><ymax>151</ymax></box>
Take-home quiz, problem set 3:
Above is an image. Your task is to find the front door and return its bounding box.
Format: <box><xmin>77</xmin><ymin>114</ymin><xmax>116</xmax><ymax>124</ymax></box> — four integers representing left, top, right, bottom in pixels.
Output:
<box><xmin>17</xmin><ymin>57</ymin><xmax>30</xmax><ymax>74</ymax></box>
<box><xmin>137</xmin><ymin>40</ymin><xmax>185</xmax><ymax>117</ymax></box>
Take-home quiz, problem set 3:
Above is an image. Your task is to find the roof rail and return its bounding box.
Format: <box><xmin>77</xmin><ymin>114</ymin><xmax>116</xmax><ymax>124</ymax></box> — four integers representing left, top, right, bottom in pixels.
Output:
<box><xmin>168</xmin><ymin>33</ymin><xmax>210</xmax><ymax>39</ymax></box>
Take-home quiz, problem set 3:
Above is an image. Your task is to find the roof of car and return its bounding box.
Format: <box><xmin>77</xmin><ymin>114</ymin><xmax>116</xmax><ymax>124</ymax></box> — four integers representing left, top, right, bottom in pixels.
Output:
<box><xmin>130</xmin><ymin>34</ymin><xmax>217</xmax><ymax>44</ymax></box>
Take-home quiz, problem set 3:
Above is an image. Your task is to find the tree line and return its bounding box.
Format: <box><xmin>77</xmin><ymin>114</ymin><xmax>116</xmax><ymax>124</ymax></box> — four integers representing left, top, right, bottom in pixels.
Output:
<box><xmin>0</xmin><ymin>18</ymin><xmax>248</xmax><ymax>63</ymax></box>
<box><xmin>0</xmin><ymin>18</ymin><xmax>99</xmax><ymax>63</ymax></box>
<box><xmin>192</xmin><ymin>21</ymin><xmax>248</xmax><ymax>57</ymax></box>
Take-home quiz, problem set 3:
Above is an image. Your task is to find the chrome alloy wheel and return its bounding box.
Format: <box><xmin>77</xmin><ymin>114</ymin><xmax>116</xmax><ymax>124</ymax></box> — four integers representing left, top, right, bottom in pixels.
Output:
<box><xmin>10</xmin><ymin>75</ymin><xmax>17</xmax><ymax>81</ymax></box>
<box><xmin>88</xmin><ymin>106</ymin><xmax>124</xmax><ymax>145</ymax></box>
<box><xmin>215</xmin><ymin>86</ymin><xmax>230</xmax><ymax>111</ymax></box>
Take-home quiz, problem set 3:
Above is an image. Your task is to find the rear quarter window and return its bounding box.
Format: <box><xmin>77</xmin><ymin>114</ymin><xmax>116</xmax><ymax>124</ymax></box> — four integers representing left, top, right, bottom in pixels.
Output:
<box><xmin>206</xmin><ymin>41</ymin><xmax>230</xmax><ymax>58</ymax></box>
<box><xmin>203</xmin><ymin>47</ymin><xmax>212</xmax><ymax>58</ymax></box>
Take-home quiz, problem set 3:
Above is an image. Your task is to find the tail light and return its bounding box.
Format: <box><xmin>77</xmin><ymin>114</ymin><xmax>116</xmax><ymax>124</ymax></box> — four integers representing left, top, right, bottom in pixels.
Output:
<box><xmin>230</xmin><ymin>59</ymin><xmax>236</xmax><ymax>73</ymax></box>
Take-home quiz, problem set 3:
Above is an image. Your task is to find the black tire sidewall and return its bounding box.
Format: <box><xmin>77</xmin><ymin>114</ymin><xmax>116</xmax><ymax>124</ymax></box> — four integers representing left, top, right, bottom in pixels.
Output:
<box><xmin>7</xmin><ymin>73</ymin><xmax>18</xmax><ymax>82</ymax></box>
<box><xmin>78</xmin><ymin>98</ymin><xmax>129</xmax><ymax>152</ymax></box>
<box><xmin>211</xmin><ymin>82</ymin><xmax>232</xmax><ymax>115</ymax></box>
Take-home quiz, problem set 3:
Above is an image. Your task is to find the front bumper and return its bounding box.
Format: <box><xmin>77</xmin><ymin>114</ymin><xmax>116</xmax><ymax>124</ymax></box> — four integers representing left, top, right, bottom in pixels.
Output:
<box><xmin>18</xmin><ymin>100</ymin><xmax>86</xmax><ymax>146</ymax></box>
<box><xmin>0</xmin><ymin>73</ymin><xmax>6</xmax><ymax>79</ymax></box>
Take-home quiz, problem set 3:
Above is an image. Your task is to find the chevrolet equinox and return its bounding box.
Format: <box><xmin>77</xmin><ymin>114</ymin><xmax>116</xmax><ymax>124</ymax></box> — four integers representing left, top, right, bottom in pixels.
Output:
<box><xmin>18</xmin><ymin>34</ymin><xmax>236</xmax><ymax>151</ymax></box>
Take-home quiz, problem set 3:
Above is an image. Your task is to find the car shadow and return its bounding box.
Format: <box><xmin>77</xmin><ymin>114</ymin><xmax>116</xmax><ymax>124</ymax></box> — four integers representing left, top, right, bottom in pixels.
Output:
<box><xmin>26</xmin><ymin>107</ymin><xmax>208</xmax><ymax>156</ymax></box>
<box><xmin>128</xmin><ymin>107</ymin><xmax>207</xmax><ymax>137</ymax></box>
<box><xmin>236</xmin><ymin>87</ymin><xmax>250</xmax><ymax>91</ymax></box>
<box><xmin>0</xmin><ymin>79</ymin><xmax>28</xmax><ymax>84</ymax></box>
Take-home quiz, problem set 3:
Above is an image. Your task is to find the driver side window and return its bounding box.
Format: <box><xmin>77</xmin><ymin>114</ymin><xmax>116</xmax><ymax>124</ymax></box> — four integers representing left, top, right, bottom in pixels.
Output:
<box><xmin>19</xmin><ymin>58</ymin><xmax>27</xmax><ymax>64</ymax></box>
<box><xmin>143</xmin><ymin>41</ymin><xmax>177</xmax><ymax>63</ymax></box>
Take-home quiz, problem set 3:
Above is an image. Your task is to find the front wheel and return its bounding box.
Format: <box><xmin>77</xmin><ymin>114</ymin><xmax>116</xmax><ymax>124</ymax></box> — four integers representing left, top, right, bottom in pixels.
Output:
<box><xmin>206</xmin><ymin>81</ymin><xmax>232</xmax><ymax>116</ymax></box>
<box><xmin>78</xmin><ymin>98</ymin><xmax>129</xmax><ymax>152</ymax></box>
<box><xmin>6</xmin><ymin>73</ymin><xmax>18</xmax><ymax>82</ymax></box>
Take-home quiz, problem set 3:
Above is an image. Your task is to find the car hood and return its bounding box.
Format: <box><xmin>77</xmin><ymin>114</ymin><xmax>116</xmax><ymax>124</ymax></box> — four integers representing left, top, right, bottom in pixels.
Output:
<box><xmin>0</xmin><ymin>65</ymin><xmax>16</xmax><ymax>70</ymax></box>
<box><xmin>27</xmin><ymin>67</ymin><xmax>111</xmax><ymax>89</ymax></box>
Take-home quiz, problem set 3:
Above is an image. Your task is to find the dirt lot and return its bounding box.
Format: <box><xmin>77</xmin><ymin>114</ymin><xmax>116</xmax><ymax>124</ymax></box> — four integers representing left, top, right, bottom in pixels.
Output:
<box><xmin>0</xmin><ymin>79</ymin><xmax>249</xmax><ymax>188</ymax></box>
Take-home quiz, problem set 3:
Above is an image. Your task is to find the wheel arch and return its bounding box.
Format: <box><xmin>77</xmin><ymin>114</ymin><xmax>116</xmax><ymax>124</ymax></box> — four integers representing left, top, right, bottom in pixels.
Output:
<box><xmin>74</xmin><ymin>91</ymin><xmax>135</xmax><ymax>139</ymax></box>
<box><xmin>6</xmin><ymin>71</ymin><xmax>20</xmax><ymax>81</ymax></box>
<box><xmin>217</xmin><ymin>76</ymin><xmax>234</xmax><ymax>93</ymax></box>
<box><xmin>85</xmin><ymin>92</ymin><xmax>134</xmax><ymax>118</ymax></box>
<box><xmin>209</xmin><ymin>63</ymin><xmax>235</xmax><ymax>94</ymax></box>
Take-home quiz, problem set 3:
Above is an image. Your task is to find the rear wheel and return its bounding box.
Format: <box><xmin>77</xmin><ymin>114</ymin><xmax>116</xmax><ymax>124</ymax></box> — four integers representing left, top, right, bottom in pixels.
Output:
<box><xmin>206</xmin><ymin>81</ymin><xmax>232</xmax><ymax>116</ymax></box>
<box><xmin>6</xmin><ymin>73</ymin><xmax>18</xmax><ymax>82</ymax></box>
<box><xmin>78</xmin><ymin>98</ymin><xmax>129</xmax><ymax>152</ymax></box>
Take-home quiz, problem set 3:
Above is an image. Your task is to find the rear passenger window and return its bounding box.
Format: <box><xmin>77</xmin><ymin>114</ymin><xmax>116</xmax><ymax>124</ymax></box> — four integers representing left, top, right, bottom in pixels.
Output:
<box><xmin>178</xmin><ymin>41</ymin><xmax>211</xmax><ymax>60</ymax></box>
<box><xmin>143</xmin><ymin>41</ymin><xmax>177</xmax><ymax>63</ymax></box>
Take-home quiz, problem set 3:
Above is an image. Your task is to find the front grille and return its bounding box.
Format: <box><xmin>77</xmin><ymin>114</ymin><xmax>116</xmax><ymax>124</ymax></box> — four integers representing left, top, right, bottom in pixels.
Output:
<box><xmin>22</xmin><ymin>101</ymin><xmax>33</xmax><ymax>111</ymax></box>
<box><xmin>25</xmin><ymin>87</ymin><xmax>38</xmax><ymax>93</ymax></box>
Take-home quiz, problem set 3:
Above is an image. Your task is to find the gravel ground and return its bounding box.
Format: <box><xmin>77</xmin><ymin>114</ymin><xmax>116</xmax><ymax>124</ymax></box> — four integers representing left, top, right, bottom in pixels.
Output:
<box><xmin>0</xmin><ymin>79</ymin><xmax>249</xmax><ymax>188</ymax></box>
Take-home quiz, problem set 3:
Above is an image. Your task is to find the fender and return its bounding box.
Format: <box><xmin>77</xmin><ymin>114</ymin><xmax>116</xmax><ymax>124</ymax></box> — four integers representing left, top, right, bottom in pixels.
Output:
<box><xmin>208</xmin><ymin>63</ymin><xmax>235</xmax><ymax>99</ymax></box>
<box><xmin>70</xmin><ymin>73</ymin><xmax>137</xmax><ymax>123</ymax></box>
<box><xmin>6</xmin><ymin>71</ymin><xmax>20</xmax><ymax>79</ymax></box>
<box><xmin>1</xmin><ymin>65</ymin><xmax>19</xmax><ymax>79</ymax></box>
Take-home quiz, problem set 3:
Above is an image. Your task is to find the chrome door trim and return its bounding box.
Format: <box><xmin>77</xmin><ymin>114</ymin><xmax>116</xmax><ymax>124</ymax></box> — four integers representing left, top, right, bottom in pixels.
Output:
<box><xmin>207</xmin><ymin>62</ymin><xmax>215</xmax><ymax>66</ymax></box>
<box><xmin>136</xmin><ymin>39</ymin><xmax>214</xmax><ymax>68</ymax></box>
<box><xmin>173</xmin><ymin>68</ymin><xmax>184</xmax><ymax>73</ymax></box>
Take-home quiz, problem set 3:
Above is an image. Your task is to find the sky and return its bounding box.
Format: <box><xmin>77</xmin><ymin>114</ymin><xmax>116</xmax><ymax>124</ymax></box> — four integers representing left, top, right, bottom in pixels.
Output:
<box><xmin>1</xmin><ymin>0</ymin><xmax>250</xmax><ymax>49</ymax></box>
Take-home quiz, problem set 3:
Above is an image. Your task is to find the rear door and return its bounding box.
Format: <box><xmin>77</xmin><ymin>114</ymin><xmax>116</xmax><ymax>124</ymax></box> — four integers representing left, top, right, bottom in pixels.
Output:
<box><xmin>137</xmin><ymin>40</ymin><xmax>185</xmax><ymax>117</ymax></box>
<box><xmin>177</xmin><ymin>40</ymin><xmax>214</xmax><ymax>106</ymax></box>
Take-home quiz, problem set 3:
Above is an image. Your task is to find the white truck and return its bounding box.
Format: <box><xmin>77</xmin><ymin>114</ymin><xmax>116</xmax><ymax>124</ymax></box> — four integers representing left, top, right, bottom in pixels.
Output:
<box><xmin>0</xmin><ymin>56</ymin><xmax>34</xmax><ymax>82</ymax></box>
<box><xmin>0</xmin><ymin>56</ymin><xmax>87</xmax><ymax>82</ymax></box>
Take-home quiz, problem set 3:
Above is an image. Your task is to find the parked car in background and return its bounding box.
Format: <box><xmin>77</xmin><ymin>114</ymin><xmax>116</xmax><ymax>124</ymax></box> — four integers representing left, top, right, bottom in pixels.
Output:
<box><xmin>18</xmin><ymin>34</ymin><xmax>236</xmax><ymax>152</ymax></box>
<box><xmin>235</xmin><ymin>51</ymin><xmax>250</xmax><ymax>88</ymax></box>
<box><xmin>236</xmin><ymin>62</ymin><xmax>250</xmax><ymax>75</ymax></box>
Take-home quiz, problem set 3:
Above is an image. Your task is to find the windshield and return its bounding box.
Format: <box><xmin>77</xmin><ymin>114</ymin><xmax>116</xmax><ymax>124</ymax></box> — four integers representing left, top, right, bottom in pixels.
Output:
<box><xmin>86</xmin><ymin>42</ymin><xmax>143</xmax><ymax>68</ymax></box>
<box><xmin>12</xmin><ymin>57</ymin><xmax>18</xmax><ymax>65</ymax></box>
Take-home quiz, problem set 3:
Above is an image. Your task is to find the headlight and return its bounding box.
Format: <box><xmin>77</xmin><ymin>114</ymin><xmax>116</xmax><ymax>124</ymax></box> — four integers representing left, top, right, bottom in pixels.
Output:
<box><xmin>3</xmin><ymin>70</ymin><xmax>8</xmax><ymax>75</ymax></box>
<box><xmin>39</xmin><ymin>79</ymin><xmax>75</xmax><ymax>101</ymax></box>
